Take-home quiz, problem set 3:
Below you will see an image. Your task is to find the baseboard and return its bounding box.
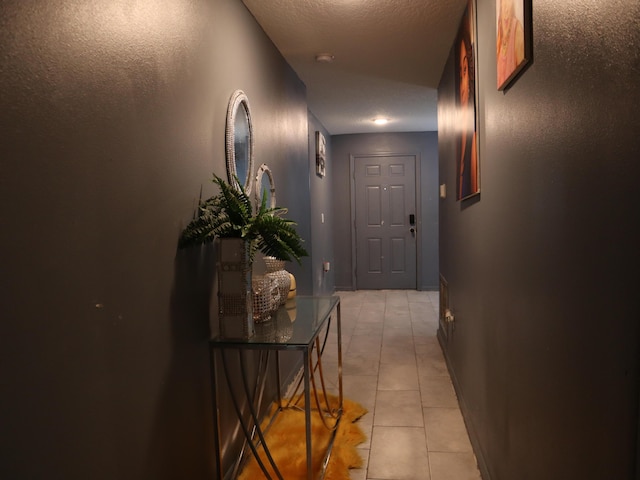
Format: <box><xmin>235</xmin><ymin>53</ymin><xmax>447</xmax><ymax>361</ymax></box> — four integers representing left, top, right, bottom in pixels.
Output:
<box><xmin>283</xmin><ymin>364</ymin><xmax>304</xmax><ymax>398</ymax></box>
<box><xmin>437</xmin><ymin>330</ymin><xmax>492</xmax><ymax>480</ymax></box>
<box><xmin>335</xmin><ymin>286</ymin><xmax>356</xmax><ymax>291</ymax></box>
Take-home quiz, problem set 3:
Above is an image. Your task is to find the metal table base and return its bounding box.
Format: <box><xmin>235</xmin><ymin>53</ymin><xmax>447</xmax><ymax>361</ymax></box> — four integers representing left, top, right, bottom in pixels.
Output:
<box><xmin>209</xmin><ymin>296</ymin><xmax>342</xmax><ymax>480</ymax></box>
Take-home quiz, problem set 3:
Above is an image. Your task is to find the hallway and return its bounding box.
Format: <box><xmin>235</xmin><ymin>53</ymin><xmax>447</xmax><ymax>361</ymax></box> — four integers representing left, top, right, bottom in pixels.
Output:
<box><xmin>324</xmin><ymin>290</ymin><xmax>481</xmax><ymax>480</ymax></box>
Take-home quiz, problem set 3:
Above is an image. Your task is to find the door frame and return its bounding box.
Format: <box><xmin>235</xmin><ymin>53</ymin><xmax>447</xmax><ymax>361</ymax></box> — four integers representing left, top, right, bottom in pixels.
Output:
<box><xmin>349</xmin><ymin>152</ymin><xmax>423</xmax><ymax>290</ymax></box>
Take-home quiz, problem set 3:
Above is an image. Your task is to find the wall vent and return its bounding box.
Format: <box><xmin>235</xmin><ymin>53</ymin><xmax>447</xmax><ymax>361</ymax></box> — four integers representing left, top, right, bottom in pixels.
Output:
<box><xmin>439</xmin><ymin>274</ymin><xmax>450</xmax><ymax>340</ymax></box>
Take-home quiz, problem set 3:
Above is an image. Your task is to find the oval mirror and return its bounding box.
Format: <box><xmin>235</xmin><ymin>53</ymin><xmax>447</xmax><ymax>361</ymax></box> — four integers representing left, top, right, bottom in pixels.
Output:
<box><xmin>225</xmin><ymin>90</ymin><xmax>254</xmax><ymax>195</ymax></box>
<box><xmin>254</xmin><ymin>163</ymin><xmax>276</xmax><ymax>209</ymax></box>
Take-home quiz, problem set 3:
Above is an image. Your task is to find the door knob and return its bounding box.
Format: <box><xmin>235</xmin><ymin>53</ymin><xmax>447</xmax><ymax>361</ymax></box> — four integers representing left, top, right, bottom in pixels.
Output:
<box><xmin>410</xmin><ymin>228</ymin><xmax>415</xmax><ymax>234</ymax></box>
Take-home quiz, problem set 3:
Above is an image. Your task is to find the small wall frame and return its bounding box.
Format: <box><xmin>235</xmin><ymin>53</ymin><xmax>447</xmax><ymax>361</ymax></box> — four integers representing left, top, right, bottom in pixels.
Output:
<box><xmin>315</xmin><ymin>131</ymin><xmax>326</xmax><ymax>178</ymax></box>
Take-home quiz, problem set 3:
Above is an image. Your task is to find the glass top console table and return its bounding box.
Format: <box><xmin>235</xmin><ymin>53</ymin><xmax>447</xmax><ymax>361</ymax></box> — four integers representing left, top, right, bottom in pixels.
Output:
<box><xmin>209</xmin><ymin>295</ymin><xmax>343</xmax><ymax>480</ymax></box>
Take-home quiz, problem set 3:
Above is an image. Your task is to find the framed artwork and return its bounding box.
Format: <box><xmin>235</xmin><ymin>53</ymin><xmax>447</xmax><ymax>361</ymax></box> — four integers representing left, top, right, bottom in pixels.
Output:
<box><xmin>315</xmin><ymin>131</ymin><xmax>326</xmax><ymax>177</ymax></box>
<box><xmin>496</xmin><ymin>0</ymin><xmax>531</xmax><ymax>90</ymax></box>
<box><xmin>455</xmin><ymin>0</ymin><xmax>480</xmax><ymax>201</ymax></box>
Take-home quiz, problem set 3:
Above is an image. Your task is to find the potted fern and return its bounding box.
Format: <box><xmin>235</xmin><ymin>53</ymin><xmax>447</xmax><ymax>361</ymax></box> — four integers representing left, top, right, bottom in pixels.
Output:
<box><xmin>179</xmin><ymin>174</ymin><xmax>308</xmax><ymax>262</ymax></box>
<box><xmin>179</xmin><ymin>174</ymin><xmax>308</xmax><ymax>338</ymax></box>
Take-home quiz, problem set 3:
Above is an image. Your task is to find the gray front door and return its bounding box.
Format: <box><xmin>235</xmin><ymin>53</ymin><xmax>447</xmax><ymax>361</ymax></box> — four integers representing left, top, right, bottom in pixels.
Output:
<box><xmin>354</xmin><ymin>155</ymin><xmax>417</xmax><ymax>289</ymax></box>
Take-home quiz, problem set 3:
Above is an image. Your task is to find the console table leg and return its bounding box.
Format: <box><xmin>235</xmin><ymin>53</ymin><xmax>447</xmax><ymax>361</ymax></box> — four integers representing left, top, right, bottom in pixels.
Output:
<box><xmin>337</xmin><ymin>302</ymin><xmax>343</xmax><ymax>409</ymax></box>
<box><xmin>304</xmin><ymin>348</ymin><xmax>313</xmax><ymax>480</ymax></box>
<box><xmin>209</xmin><ymin>346</ymin><xmax>223</xmax><ymax>480</ymax></box>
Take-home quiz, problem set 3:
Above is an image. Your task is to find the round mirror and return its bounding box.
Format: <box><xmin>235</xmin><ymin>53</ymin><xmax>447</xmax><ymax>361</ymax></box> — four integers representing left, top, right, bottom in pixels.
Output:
<box><xmin>254</xmin><ymin>163</ymin><xmax>276</xmax><ymax>209</ymax></box>
<box><xmin>225</xmin><ymin>90</ymin><xmax>254</xmax><ymax>195</ymax></box>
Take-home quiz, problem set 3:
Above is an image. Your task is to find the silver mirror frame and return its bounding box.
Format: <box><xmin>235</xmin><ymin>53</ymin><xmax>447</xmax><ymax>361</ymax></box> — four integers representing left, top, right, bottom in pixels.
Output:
<box><xmin>254</xmin><ymin>163</ymin><xmax>276</xmax><ymax>209</ymax></box>
<box><xmin>225</xmin><ymin>90</ymin><xmax>254</xmax><ymax>195</ymax></box>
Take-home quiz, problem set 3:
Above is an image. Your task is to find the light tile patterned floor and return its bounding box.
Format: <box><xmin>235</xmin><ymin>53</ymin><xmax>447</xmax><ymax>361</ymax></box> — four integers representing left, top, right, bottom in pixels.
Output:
<box><xmin>322</xmin><ymin>290</ymin><xmax>482</xmax><ymax>480</ymax></box>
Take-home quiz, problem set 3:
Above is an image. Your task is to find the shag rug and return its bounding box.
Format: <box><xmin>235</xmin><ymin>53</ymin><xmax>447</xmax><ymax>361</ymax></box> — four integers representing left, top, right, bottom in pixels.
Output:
<box><xmin>238</xmin><ymin>394</ymin><xmax>368</xmax><ymax>480</ymax></box>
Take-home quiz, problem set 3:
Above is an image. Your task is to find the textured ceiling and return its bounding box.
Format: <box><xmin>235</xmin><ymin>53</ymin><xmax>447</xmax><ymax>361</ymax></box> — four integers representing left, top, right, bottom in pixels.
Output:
<box><xmin>242</xmin><ymin>0</ymin><xmax>468</xmax><ymax>135</ymax></box>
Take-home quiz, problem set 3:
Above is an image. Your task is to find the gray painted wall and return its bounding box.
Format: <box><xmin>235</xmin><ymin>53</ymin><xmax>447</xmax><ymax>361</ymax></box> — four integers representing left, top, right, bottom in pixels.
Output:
<box><xmin>331</xmin><ymin>132</ymin><xmax>439</xmax><ymax>291</ymax></box>
<box><xmin>308</xmin><ymin>112</ymin><xmax>336</xmax><ymax>295</ymax></box>
<box><xmin>0</xmin><ymin>1</ymin><xmax>314</xmax><ymax>478</ymax></box>
<box><xmin>438</xmin><ymin>0</ymin><xmax>640</xmax><ymax>479</ymax></box>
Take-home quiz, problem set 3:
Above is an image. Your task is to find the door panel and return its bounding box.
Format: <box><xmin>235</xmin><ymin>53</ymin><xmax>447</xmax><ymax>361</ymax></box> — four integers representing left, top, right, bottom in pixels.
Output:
<box><xmin>389</xmin><ymin>186</ymin><xmax>405</xmax><ymax>225</ymax></box>
<box><xmin>354</xmin><ymin>155</ymin><xmax>417</xmax><ymax>289</ymax></box>
<box><xmin>391</xmin><ymin>238</ymin><xmax>406</xmax><ymax>273</ymax></box>
<box><xmin>366</xmin><ymin>186</ymin><xmax>382</xmax><ymax>225</ymax></box>
<box><xmin>367</xmin><ymin>238</ymin><xmax>382</xmax><ymax>273</ymax></box>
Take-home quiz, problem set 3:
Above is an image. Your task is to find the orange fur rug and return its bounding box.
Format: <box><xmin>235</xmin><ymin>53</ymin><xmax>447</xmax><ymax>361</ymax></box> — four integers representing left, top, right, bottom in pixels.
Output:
<box><xmin>238</xmin><ymin>395</ymin><xmax>368</xmax><ymax>480</ymax></box>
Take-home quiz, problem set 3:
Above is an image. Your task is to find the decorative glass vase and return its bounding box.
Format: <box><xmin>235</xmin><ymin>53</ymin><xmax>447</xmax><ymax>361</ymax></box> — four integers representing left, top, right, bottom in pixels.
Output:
<box><xmin>263</xmin><ymin>256</ymin><xmax>291</xmax><ymax>307</ymax></box>
<box><xmin>252</xmin><ymin>274</ymin><xmax>280</xmax><ymax>323</ymax></box>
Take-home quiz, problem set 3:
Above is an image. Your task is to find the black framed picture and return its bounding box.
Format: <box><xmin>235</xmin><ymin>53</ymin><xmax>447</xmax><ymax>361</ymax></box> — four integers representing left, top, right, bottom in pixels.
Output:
<box><xmin>455</xmin><ymin>0</ymin><xmax>480</xmax><ymax>200</ymax></box>
<box><xmin>315</xmin><ymin>131</ymin><xmax>326</xmax><ymax>178</ymax></box>
<box><xmin>496</xmin><ymin>0</ymin><xmax>532</xmax><ymax>90</ymax></box>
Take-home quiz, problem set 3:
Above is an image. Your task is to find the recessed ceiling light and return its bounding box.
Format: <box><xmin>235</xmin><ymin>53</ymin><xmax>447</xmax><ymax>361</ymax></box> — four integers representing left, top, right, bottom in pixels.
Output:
<box><xmin>373</xmin><ymin>118</ymin><xmax>389</xmax><ymax>125</ymax></box>
<box><xmin>315</xmin><ymin>53</ymin><xmax>335</xmax><ymax>63</ymax></box>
